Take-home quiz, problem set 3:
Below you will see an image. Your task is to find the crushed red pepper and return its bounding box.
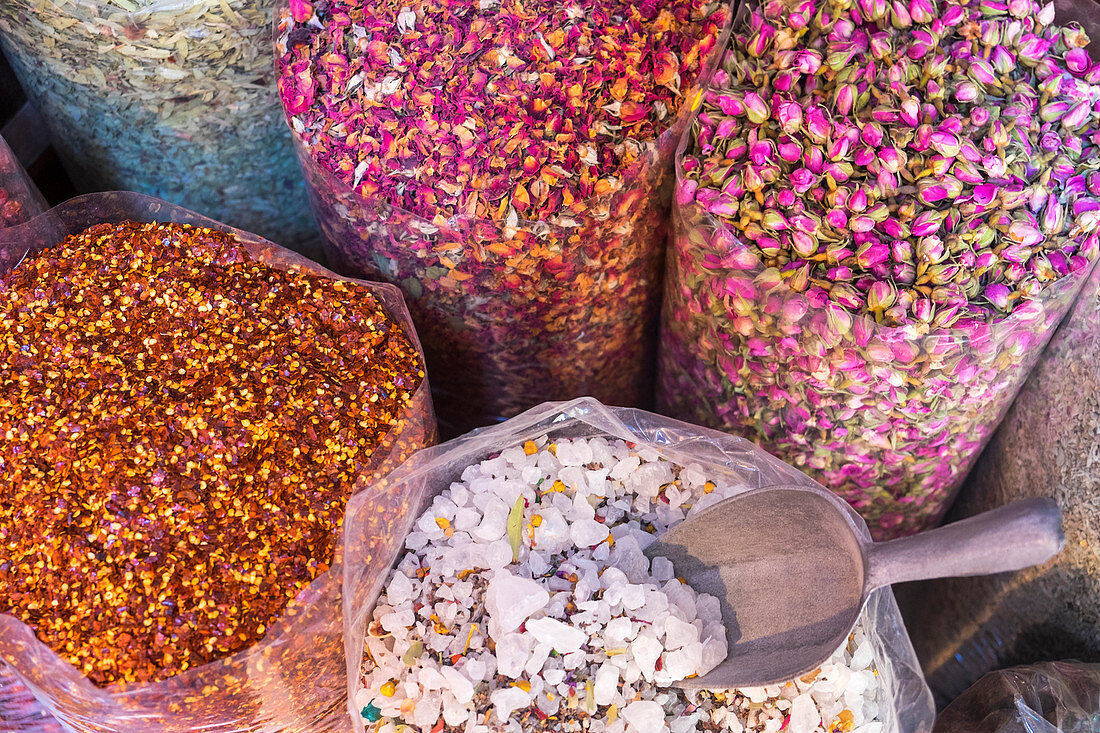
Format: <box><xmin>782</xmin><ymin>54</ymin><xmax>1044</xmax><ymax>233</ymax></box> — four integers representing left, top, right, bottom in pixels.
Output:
<box><xmin>0</xmin><ymin>221</ymin><xmax>424</xmax><ymax>687</ymax></box>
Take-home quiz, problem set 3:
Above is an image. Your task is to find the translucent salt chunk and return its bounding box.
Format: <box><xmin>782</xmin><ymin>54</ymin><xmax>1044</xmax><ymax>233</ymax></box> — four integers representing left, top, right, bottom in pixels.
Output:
<box><xmin>787</xmin><ymin>693</ymin><xmax>821</xmax><ymax>733</ymax></box>
<box><xmin>485</xmin><ymin>571</ymin><xmax>549</xmax><ymax>637</ymax></box>
<box><xmin>525</xmin><ymin>617</ymin><xmax>587</xmax><ymax>653</ymax></box>
<box><xmin>622</xmin><ymin>700</ymin><xmax>668</xmax><ymax>733</ymax></box>
<box><xmin>593</xmin><ymin>662</ymin><xmax>620</xmax><ymax>705</ymax></box>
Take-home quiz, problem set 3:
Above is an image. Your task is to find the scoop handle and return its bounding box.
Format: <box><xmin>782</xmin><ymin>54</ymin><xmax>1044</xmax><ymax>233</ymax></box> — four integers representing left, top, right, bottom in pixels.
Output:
<box><xmin>865</xmin><ymin>498</ymin><xmax>1064</xmax><ymax>590</ymax></box>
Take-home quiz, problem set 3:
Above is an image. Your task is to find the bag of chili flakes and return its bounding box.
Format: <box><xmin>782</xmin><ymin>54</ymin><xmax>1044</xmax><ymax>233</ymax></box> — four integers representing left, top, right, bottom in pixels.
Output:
<box><xmin>276</xmin><ymin>0</ymin><xmax>734</xmax><ymax>437</ymax></box>
<box><xmin>0</xmin><ymin>192</ymin><xmax>437</xmax><ymax>732</ymax></box>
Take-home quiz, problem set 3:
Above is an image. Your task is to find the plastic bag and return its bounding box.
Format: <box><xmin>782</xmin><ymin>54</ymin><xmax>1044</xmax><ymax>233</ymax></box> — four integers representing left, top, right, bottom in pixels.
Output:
<box><xmin>898</xmin><ymin>244</ymin><xmax>1100</xmax><ymax>705</ymax></box>
<box><xmin>0</xmin><ymin>0</ymin><xmax>318</xmax><ymax>252</ymax></box>
<box><xmin>0</xmin><ymin>134</ymin><xmax>46</xmax><ymax>230</ymax></box>
<box><xmin>934</xmin><ymin>662</ymin><xmax>1100</xmax><ymax>733</ymax></box>
<box><xmin>0</xmin><ymin>191</ymin><xmax>436</xmax><ymax>732</ymax></box>
<box><xmin>276</xmin><ymin>1</ymin><xmax>733</xmax><ymax>437</ymax></box>
<box><xmin>0</xmin><ymin>133</ymin><xmax>62</xmax><ymax>733</ymax></box>
<box><xmin>342</xmin><ymin>397</ymin><xmax>936</xmax><ymax>733</ymax></box>
<box><xmin>656</xmin><ymin>0</ymin><xmax>1100</xmax><ymax>540</ymax></box>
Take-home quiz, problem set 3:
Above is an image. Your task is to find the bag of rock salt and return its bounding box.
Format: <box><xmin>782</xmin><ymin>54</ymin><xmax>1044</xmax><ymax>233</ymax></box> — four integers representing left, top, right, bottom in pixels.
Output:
<box><xmin>342</xmin><ymin>397</ymin><xmax>936</xmax><ymax>732</ymax></box>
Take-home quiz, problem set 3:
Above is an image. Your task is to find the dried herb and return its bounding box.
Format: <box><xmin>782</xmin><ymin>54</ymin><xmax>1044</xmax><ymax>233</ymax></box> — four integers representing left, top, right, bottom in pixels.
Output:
<box><xmin>276</xmin><ymin>0</ymin><xmax>730</xmax><ymax>435</ymax></box>
<box><xmin>0</xmin><ymin>0</ymin><xmax>318</xmax><ymax>250</ymax></box>
<box><xmin>0</xmin><ymin>220</ymin><xmax>424</xmax><ymax>686</ymax></box>
<box><xmin>659</xmin><ymin>0</ymin><xmax>1100</xmax><ymax>538</ymax></box>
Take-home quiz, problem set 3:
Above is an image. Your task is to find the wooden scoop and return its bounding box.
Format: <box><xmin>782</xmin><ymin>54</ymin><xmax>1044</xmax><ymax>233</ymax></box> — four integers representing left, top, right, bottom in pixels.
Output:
<box><xmin>643</xmin><ymin>484</ymin><xmax>1063</xmax><ymax>689</ymax></box>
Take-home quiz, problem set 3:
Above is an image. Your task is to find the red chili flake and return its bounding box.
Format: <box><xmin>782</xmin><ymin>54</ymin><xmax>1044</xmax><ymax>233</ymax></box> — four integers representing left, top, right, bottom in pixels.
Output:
<box><xmin>276</xmin><ymin>0</ymin><xmax>730</xmax><ymax>434</ymax></box>
<box><xmin>0</xmin><ymin>221</ymin><xmax>425</xmax><ymax>686</ymax></box>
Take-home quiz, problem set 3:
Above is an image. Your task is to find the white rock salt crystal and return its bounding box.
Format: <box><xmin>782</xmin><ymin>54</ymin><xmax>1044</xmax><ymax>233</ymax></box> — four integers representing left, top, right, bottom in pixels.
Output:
<box><xmin>525</xmin><ymin>642</ymin><xmax>552</xmax><ymax>676</ymax></box>
<box><xmin>850</xmin><ymin>640</ymin><xmax>874</xmax><ymax>670</ymax></box>
<box><xmin>440</xmin><ymin>664</ymin><xmax>475</xmax><ymax>704</ymax></box>
<box><xmin>413</xmin><ymin>692</ymin><xmax>442</xmax><ymax>728</ymax></box>
<box><xmin>484</xmin><ymin>539</ymin><xmax>514</xmax><ymax>569</ymax></box>
<box><xmin>559</xmin><ymin>466</ymin><xmax>587</xmax><ymax>492</ymax></box>
<box><xmin>474</xmin><ymin>497</ymin><xmax>509</xmax><ymax>541</ymax></box>
<box><xmin>463</xmin><ymin>657</ymin><xmax>487</xmax><ymax>682</ymax></box>
<box><xmin>494</xmin><ymin>632</ymin><xmax>533</xmax><ymax>678</ymax></box>
<box><xmin>609</xmin><ymin>455</ymin><xmax>640</xmax><ymax>481</ymax></box>
<box><xmin>556</xmin><ymin>439</ymin><xmax>594</xmax><ymax>467</ymax></box>
<box><xmin>700</xmin><ymin>636</ymin><xmax>727</xmax><ymax>674</ymax></box>
<box><xmin>380</xmin><ymin>609</ymin><xmax>414</xmax><ymax>633</ymax></box>
<box><xmin>543</xmin><ymin>668</ymin><xmax>565</xmax><ymax>685</ymax></box>
<box><xmin>787</xmin><ymin>693</ymin><xmax>821</xmax><ymax>733</ymax></box>
<box><xmin>485</xmin><ymin>571</ymin><xmax>549</xmax><ymax>638</ymax></box>
<box><xmin>650</xmin><ymin>555</ymin><xmax>675</xmax><ymax>582</ymax></box>
<box><xmin>405</xmin><ymin>531</ymin><xmax>429</xmax><ymax>550</ymax></box>
<box><xmin>593</xmin><ymin>662</ymin><xmax>620</xmax><ymax>705</ymax></box>
<box><xmin>571</xmin><ymin>517</ymin><xmax>610</xmax><ymax>548</ymax></box>
<box><xmin>526</xmin><ymin>617</ymin><xmax>587</xmax><ymax>653</ymax></box>
<box><xmin>631</xmin><ymin>633</ymin><xmax>662</xmax><ymax>680</ymax></box>
<box><xmin>661</xmin><ymin>642</ymin><xmax>703</xmax><ymax>682</ymax></box>
<box><xmin>385</xmin><ymin>572</ymin><xmax>415</xmax><ymax>606</ymax></box>
<box><xmin>619</xmin><ymin>583</ymin><xmax>646</xmax><ymax>611</ymax></box>
<box><xmin>442</xmin><ymin>694</ymin><xmax>468</xmax><ymax>727</ymax></box>
<box><xmin>622</xmin><ymin>700</ymin><xmax>668</xmax><ymax>733</ymax></box>
<box><xmin>562</xmin><ymin>650</ymin><xmax>586</xmax><ymax>669</ymax></box>
<box><xmin>491</xmin><ymin>686</ymin><xmax>530</xmax><ymax>722</ymax></box>
<box><xmin>453</xmin><ymin>506</ymin><xmax>482</xmax><ymax>531</ymax></box>
<box><xmin>663</xmin><ymin>615</ymin><xmax>699</xmax><ymax>650</ymax></box>
<box><xmin>604</xmin><ymin>616</ymin><xmax>634</xmax><ymax>643</ymax></box>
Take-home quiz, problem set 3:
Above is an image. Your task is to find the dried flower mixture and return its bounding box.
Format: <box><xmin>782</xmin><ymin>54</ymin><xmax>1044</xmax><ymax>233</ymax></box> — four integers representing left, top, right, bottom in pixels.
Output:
<box><xmin>659</xmin><ymin>0</ymin><xmax>1100</xmax><ymax>538</ymax></box>
<box><xmin>356</xmin><ymin>436</ymin><xmax>889</xmax><ymax>732</ymax></box>
<box><xmin>276</xmin><ymin>0</ymin><xmax>729</xmax><ymax>434</ymax></box>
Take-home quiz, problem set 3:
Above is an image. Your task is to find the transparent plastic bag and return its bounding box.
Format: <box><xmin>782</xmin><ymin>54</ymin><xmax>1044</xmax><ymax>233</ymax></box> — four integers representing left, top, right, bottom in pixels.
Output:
<box><xmin>342</xmin><ymin>397</ymin><xmax>936</xmax><ymax>733</ymax></box>
<box><xmin>0</xmin><ymin>134</ymin><xmax>61</xmax><ymax>733</ymax></box>
<box><xmin>0</xmin><ymin>0</ymin><xmax>318</xmax><ymax>251</ymax></box>
<box><xmin>276</xmin><ymin>2</ymin><xmax>733</xmax><ymax>437</ymax></box>
<box><xmin>0</xmin><ymin>191</ymin><xmax>436</xmax><ymax>732</ymax></box>
<box><xmin>656</xmin><ymin>0</ymin><xmax>1100</xmax><ymax>540</ymax></box>
<box><xmin>0</xmin><ymin>134</ymin><xmax>46</xmax><ymax>230</ymax></box>
<box><xmin>934</xmin><ymin>662</ymin><xmax>1100</xmax><ymax>733</ymax></box>
<box><xmin>900</xmin><ymin>248</ymin><xmax>1100</xmax><ymax>705</ymax></box>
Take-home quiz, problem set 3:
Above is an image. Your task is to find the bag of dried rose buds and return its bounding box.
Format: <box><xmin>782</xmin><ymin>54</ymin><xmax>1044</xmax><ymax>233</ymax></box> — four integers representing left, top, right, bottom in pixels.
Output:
<box><xmin>0</xmin><ymin>192</ymin><xmax>436</xmax><ymax>732</ymax></box>
<box><xmin>0</xmin><ymin>0</ymin><xmax>319</xmax><ymax>252</ymax></box>
<box><xmin>275</xmin><ymin>0</ymin><xmax>733</xmax><ymax>437</ymax></box>
<box><xmin>658</xmin><ymin>0</ymin><xmax>1100</xmax><ymax>540</ymax></box>
<box><xmin>341</xmin><ymin>397</ymin><xmax>936</xmax><ymax>733</ymax></box>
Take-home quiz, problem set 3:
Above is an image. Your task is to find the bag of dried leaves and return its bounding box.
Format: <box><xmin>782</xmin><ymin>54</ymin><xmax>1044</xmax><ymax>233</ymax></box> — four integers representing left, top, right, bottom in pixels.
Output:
<box><xmin>0</xmin><ymin>0</ymin><xmax>320</xmax><ymax>252</ymax></box>
<box><xmin>275</xmin><ymin>0</ymin><xmax>732</xmax><ymax>437</ymax></box>
<box><xmin>0</xmin><ymin>192</ymin><xmax>437</xmax><ymax>732</ymax></box>
<box><xmin>658</xmin><ymin>0</ymin><xmax>1100</xmax><ymax>540</ymax></box>
<box><xmin>342</xmin><ymin>397</ymin><xmax>936</xmax><ymax>733</ymax></box>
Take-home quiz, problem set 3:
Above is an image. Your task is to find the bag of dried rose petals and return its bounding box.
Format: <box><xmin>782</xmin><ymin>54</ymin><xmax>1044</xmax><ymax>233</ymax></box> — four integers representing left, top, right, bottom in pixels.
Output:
<box><xmin>341</xmin><ymin>397</ymin><xmax>936</xmax><ymax>733</ymax></box>
<box><xmin>275</xmin><ymin>0</ymin><xmax>733</xmax><ymax>437</ymax></box>
<box><xmin>658</xmin><ymin>0</ymin><xmax>1100</xmax><ymax>540</ymax></box>
<box><xmin>0</xmin><ymin>132</ymin><xmax>62</xmax><ymax>733</ymax></box>
<box><xmin>0</xmin><ymin>192</ymin><xmax>436</xmax><ymax>732</ymax></box>
<box><xmin>0</xmin><ymin>0</ymin><xmax>319</xmax><ymax>253</ymax></box>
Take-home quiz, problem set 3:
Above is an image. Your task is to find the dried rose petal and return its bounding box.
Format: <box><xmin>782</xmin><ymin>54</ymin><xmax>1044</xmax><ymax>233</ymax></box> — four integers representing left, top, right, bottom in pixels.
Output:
<box><xmin>277</xmin><ymin>0</ymin><xmax>730</xmax><ymax>434</ymax></box>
